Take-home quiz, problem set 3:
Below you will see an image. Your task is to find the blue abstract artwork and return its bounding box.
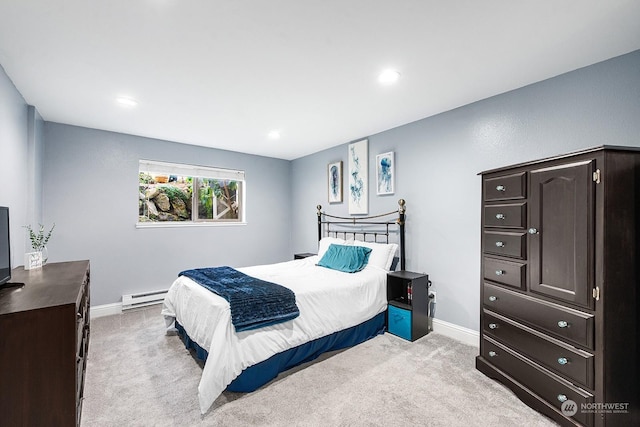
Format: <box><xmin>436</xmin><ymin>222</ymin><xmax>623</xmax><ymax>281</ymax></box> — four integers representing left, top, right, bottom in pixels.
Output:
<box><xmin>328</xmin><ymin>161</ymin><xmax>342</xmax><ymax>203</ymax></box>
<box><xmin>376</xmin><ymin>151</ymin><xmax>394</xmax><ymax>195</ymax></box>
<box><xmin>348</xmin><ymin>139</ymin><xmax>368</xmax><ymax>214</ymax></box>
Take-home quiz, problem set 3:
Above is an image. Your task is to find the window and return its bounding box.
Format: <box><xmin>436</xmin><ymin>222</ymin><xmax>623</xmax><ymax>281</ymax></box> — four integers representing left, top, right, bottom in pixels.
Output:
<box><xmin>138</xmin><ymin>160</ymin><xmax>245</xmax><ymax>225</ymax></box>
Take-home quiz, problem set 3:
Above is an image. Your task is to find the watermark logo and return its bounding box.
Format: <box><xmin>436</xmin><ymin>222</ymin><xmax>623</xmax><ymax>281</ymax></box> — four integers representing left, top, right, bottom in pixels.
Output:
<box><xmin>561</xmin><ymin>400</ymin><xmax>630</xmax><ymax>417</ymax></box>
<box><xmin>581</xmin><ymin>402</ymin><xmax>629</xmax><ymax>414</ymax></box>
<box><xmin>561</xmin><ymin>400</ymin><xmax>578</xmax><ymax>416</ymax></box>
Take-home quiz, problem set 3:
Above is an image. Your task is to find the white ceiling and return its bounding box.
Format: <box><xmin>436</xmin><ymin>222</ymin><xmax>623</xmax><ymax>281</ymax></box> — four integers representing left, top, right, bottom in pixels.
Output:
<box><xmin>0</xmin><ymin>1</ymin><xmax>638</xmax><ymax>160</ymax></box>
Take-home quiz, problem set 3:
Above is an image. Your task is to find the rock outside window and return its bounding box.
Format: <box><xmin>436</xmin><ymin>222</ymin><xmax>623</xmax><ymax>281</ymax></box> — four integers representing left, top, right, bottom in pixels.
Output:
<box><xmin>138</xmin><ymin>160</ymin><xmax>245</xmax><ymax>225</ymax></box>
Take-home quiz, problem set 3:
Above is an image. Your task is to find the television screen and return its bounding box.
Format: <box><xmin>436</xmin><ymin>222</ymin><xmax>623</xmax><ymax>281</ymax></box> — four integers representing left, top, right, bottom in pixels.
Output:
<box><xmin>0</xmin><ymin>206</ymin><xmax>11</xmax><ymax>285</ymax></box>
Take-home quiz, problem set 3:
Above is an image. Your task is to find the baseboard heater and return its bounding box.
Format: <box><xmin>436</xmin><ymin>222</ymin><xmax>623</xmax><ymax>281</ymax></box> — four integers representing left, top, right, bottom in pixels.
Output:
<box><xmin>122</xmin><ymin>289</ymin><xmax>168</xmax><ymax>310</ymax></box>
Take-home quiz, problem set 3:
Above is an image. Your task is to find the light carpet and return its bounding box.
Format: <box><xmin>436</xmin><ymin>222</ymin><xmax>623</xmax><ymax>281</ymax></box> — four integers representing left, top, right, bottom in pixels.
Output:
<box><xmin>81</xmin><ymin>305</ymin><xmax>558</xmax><ymax>426</ymax></box>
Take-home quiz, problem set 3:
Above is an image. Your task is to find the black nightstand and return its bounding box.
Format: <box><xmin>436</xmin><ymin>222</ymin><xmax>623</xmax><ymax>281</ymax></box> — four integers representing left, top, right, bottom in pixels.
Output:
<box><xmin>294</xmin><ymin>252</ymin><xmax>316</xmax><ymax>260</ymax></box>
<box><xmin>386</xmin><ymin>271</ymin><xmax>430</xmax><ymax>341</ymax></box>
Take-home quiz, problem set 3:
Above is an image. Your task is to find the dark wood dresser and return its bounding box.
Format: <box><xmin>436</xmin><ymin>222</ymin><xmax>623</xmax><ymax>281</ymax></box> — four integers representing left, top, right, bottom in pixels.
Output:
<box><xmin>476</xmin><ymin>147</ymin><xmax>639</xmax><ymax>427</ymax></box>
<box><xmin>0</xmin><ymin>260</ymin><xmax>90</xmax><ymax>426</ymax></box>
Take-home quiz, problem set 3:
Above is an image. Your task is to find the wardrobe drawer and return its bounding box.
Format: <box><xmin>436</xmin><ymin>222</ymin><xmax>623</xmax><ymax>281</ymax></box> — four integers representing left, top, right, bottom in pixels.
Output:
<box><xmin>483</xmin><ymin>310</ymin><xmax>594</xmax><ymax>389</ymax></box>
<box><xmin>482</xmin><ymin>336</ymin><xmax>593</xmax><ymax>427</ymax></box>
<box><xmin>483</xmin><ymin>203</ymin><xmax>526</xmax><ymax>229</ymax></box>
<box><xmin>483</xmin><ymin>257</ymin><xmax>526</xmax><ymax>290</ymax></box>
<box><xmin>483</xmin><ymin>231</ymin><xmax>526</xmax><ymax>259</ymax></box>
<box><xmin>483</xmin><ymin>282</ymin><xmax>594</xmax><ymax>349</ymax></box>
<box><xmin>484</xmin><ymin>172</ymin><xmax>526</xmax><ymax>201</ymax></box>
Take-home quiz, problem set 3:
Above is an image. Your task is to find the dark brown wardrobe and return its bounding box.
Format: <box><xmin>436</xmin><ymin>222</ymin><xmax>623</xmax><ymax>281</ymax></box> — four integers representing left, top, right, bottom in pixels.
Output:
<box><xmin>477</xmin><ymin>146</ymin><xmax>639</xmax><ymax>427</ymax></box>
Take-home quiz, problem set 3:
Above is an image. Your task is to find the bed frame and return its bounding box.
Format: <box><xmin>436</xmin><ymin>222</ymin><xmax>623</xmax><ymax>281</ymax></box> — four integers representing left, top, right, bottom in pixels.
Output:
<box><xmin>176</xmin><ymin>200</ymin><xmax>408</xmax><ymax>401</ymax></box>
<box><xmin>317</xmin><ymin>198</ymin><xmax>406</xmax><ymax>270</ymax></box>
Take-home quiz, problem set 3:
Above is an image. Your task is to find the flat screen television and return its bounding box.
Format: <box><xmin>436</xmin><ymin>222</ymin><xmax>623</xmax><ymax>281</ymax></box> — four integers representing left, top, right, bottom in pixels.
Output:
<box><xmin>0</xmin><ymin>206</ymin><xmax>12</xmax><ymax>286</ymax></box>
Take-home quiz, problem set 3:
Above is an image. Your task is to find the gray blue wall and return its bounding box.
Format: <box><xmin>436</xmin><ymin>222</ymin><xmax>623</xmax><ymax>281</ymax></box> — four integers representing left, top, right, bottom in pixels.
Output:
<box><xmin>4</xmin><ymin>50</ymin><xmax>640</xmax><ymax>333</ymax></box>
<box><xmin>42</xmin><ymin>124</ymin><xmax>292</xmax><ymax>305</ymax></box>
<box><xmin>0</xmin><ymin>65</ymin><xmax>44</xmax><ymax>267</ymax></box>
<box><xmin>291</xmin><ymin>50</ymin><xmax>640</xmax><ymax>332</ymax></box>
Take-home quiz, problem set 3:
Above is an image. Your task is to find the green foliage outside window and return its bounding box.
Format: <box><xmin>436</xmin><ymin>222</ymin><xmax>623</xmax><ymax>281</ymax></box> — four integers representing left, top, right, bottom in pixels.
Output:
<box><xmin>138</xmin><ymin>165</ymin><xmax>243</xmax><ymax>223</ymax></box>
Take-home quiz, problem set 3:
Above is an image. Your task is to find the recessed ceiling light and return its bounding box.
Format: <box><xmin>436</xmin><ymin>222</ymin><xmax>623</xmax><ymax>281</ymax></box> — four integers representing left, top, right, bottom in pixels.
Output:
<box><xmin>268</xmin><ymin>130</ymin><xmax>281</xmax><ymax>140</ymax></box>
<box><xmin>378</xmin><ymin>69</ymin><xmax>401</xmax><ymax>85</ymax></box>
<box><xmin>116</xmin><ymin>96</ymin><xmax>138</xmax><ymax>107</ymax></box>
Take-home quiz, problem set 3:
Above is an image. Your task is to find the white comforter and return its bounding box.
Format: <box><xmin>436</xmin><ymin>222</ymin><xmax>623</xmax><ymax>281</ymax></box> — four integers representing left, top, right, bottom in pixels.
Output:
<box><xmin>161</xmin><ymin>255</ymin><xmax>388</xmax><ymax>413</ymax></box>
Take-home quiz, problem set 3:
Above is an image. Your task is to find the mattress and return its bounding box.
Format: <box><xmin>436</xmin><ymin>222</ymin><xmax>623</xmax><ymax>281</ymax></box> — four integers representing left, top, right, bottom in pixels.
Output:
<box><xmin>161</xmin><ymin>255</ymin><xmax>388</xmax><ymax>413</ymax></box>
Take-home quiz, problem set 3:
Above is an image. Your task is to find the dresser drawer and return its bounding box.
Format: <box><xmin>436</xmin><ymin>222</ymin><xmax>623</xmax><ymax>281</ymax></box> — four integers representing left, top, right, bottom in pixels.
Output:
<box><xmin>484</xmin><ymin>203</ymin><xmax>526</xmax><ymax>229</ymax></box>
<box><xmin>484</xmin><ymin>172</ymin><xmax>526</xmax><ymax>201</ymax></box>
<box><xmin>388</xmin><ymin>305</ymin><xmax>412</xmax><ymax>341</ymax></box>
<box><xmin>482</xmin><ymin>336</ymin><xmax>593</xmax><ymax>427</ymax></box>
<box><xmin>76</xmin><ymin>355</ymin><xmax>85</xmax><ymax>402</ymax></box>
<box><xmin>483</xmin><ymin>257</ymin><xmax>526</xmax><ymax>290</ymax></box>
<box><xmin>483</xmin><ymin>282</ymin><xmax>594</xmax><ymax>349</ymax></box>
<box><xmin>76</xmin><ymin>290</ymin><xmax>88</xmax><ymax>355</ymax></box>
<box><xmin>483</xmin><ymin>231</ymin><xmax>526</xmax><ymax>259</ymax></box>
<box><xmin>483</xmin><ymin>310</ymin><xmax>594</xmax><ymax>389</ymax></box>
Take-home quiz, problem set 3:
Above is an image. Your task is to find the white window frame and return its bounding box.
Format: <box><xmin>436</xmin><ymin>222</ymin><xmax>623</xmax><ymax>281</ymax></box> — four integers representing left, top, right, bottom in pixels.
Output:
<box><xmin>137</xmin><ymin>160</ymin><xmax>247</xmax><ymax>228</ymax></box>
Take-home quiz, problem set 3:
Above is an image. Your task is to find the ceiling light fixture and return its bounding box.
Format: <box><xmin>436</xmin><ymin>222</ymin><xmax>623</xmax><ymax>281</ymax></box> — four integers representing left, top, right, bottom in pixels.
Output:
<box><xmin>268</xmin><ymin>130</ymin><xmax>281</xmax><ymax>140</ymax></box>
<box><xmin>116</xmin><ymin>96</ymin><xmax>138</xmax><ymax>108</ymax></box>
<box><xmin>378</xmin><ymin>69</ymin><xmax>401</xmax><ymax>85</ymax></box>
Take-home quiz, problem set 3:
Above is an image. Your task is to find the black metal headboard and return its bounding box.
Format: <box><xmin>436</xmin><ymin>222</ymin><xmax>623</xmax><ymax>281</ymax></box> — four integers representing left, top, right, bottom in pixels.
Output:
<box><xmin>316</xmin><ymin>199</ymin><xmax>406</xmax><ymax>270</ymax></box>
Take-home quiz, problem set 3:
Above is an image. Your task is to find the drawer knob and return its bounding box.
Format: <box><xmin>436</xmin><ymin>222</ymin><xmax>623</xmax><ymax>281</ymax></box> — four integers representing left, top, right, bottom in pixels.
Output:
<box><xmin>528</xmin><ymin>227</ymin><xmax>539</xmax><ymax>235</ymax></box>
<box><xmin>557</xmin><ymin>394</ymin><xmax>568</xmax><ymax>403</ymax></box>
<box><xmin>488</xmin><ymin>351</ymin><xmax>497</xmax><ymax>357</ymax></box>
<box><xmin>495</xmin><ymin>241</ymin><xmax>505</xmax><ymax>248</ymax></box>
<box><xmin>557</xmin><ymin>320</ymin><xmax>569</xmax><ymax>328</ymax></box>
<box><xmin>488</xmin><ymin>296</ymin><xmax>497</xmax><ymax>302</ymax></box>
<box><xmin>495</xmin><ymin>213</ymin><xmax>505</xmax><ymax>220</ymax></box>
<box><xmin>488</xmin><ymin>323</ymin><xmax>498</xmax><ymax>329</ymax></box>
<box><xmin>496</xmin><ymin>185</ymin><xmax>506</xmax><ymax>192</ymax></box>
<box><xmin>557</xmin><ymin>357</ymin><xmax>568</xmax><ymax>365</ymax></box>
<box><xmin>495</xmin><ymin>270</ymin><xmax>504</xmax><ymax>276</ymax></box>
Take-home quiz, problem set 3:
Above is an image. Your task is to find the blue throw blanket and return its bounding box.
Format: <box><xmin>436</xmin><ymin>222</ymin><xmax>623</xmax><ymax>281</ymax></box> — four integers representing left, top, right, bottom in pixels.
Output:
<box><xmin>179</xmin><ymin>266</ymin><xmax>300</xmax><ymax>332</ymax></box>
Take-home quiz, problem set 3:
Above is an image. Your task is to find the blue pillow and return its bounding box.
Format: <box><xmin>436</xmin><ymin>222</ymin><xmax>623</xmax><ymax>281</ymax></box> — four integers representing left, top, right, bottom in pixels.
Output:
<box><xmin>317</xmin><ymin>244</ymin><xmax>372</xmax><ymax>273</ymax></box>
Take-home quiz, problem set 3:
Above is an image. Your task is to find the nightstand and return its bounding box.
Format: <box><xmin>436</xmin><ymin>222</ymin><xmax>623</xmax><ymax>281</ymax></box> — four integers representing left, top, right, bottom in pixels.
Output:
<box><xmin>386</xmin><ymin>270</ymin><xmax>430</xmax><ymax>341</ymax></box>
<box><xmin>294</xmin><ymin>252</ymin><xmax>316</xmax><ymax>260</ymax></box>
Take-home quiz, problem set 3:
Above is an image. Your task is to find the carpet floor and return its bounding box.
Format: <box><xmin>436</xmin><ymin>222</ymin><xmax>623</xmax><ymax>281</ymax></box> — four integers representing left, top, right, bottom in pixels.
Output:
<box><xmin>81</xmin><ymin>305</ymin><xmax>558</xmax><ymax>426</ymax></box>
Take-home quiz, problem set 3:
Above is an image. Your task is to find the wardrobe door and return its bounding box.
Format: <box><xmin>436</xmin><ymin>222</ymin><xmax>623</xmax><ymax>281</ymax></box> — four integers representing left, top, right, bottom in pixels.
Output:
<box><xmin>528</xmin><ymin>160</ymin><xmax>595</xmax><ymax>309</ymax></box>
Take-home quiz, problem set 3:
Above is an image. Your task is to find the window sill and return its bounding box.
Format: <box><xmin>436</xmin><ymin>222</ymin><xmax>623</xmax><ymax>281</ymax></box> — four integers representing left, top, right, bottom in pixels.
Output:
<box><xmin>136</xmin><ymin>222</ymin><xmax>247</xmax><ymax>229</ymax></box>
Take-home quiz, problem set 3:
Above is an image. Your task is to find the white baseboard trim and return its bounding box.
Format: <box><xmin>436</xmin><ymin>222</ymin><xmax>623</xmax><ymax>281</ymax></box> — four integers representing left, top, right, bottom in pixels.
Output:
<box><xmin>90</xmin><ymin>301</ymin><xmax>479</xmax><ymax>348</ymax></box>
<box><xmin>90</xmin><ymin>302</ymin><xmax>122</xmax><ymax>319</ymax></box>
<box><xmin>432</xmin><ymin>318</ymin><xmax>479</xmax><ymax>348</ymax></box>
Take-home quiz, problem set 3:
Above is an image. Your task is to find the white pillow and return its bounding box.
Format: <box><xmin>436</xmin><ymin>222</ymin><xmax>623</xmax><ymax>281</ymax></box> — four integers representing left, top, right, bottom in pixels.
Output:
<box><xmin>351</xmin><ymin>240</ymin><xmax>398</xmax><ymax>270</ymax></box>
<box><xmin>317</xmin><ymin>237</ymin><xmax>349</xmax><ymax>259</ymax></box>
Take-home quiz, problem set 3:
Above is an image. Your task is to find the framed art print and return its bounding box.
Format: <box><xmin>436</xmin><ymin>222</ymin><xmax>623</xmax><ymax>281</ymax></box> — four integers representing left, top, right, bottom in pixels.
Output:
<box><xmin>328</xmin><ymin>161</ymin><xmax>343</xmax><ymax>203</ymax></box>
<box><xmin>348</xmin><ymin>139</ymin><xmax>368</xmax><ymax>214</ymax></box>
<box><xmin>376</xmin><ymin>151</ymin><xmax>394</xmax><ymax>195</ymax></box>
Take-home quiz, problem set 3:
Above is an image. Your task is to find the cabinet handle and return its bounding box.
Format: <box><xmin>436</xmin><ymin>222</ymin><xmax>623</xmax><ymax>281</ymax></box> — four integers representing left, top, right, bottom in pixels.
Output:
<box><xmin>488</xmin><ymin>323</ymin><xmax>498</xmax><ymax>329</ymax></box>
<box><xmin>557</xmin><ymin>394</ymin><xmax>568</xmax><ymax>403</ymax></box>
<box><xmin>495</xmin><ymin>241</ymin><xmax>505</xmax><ymax>248</ymax></box>
<box><xmin>496</xmin><ymin>185</ymin><xmax>506</xmax><ymax>192</ymax></box>
<box><xmin>495</xmin><ymin>270</ymin><xmax>504</xmax><ymax>276</ymax></box>
<box><xmin>488</xmin><ymin>296</ymin><xmax>497</xmax><ymax>302</ymax></box>
<box><xmin>528</xmin><ymin>227</ymin><xmax>539</xmax><ymax>235</ymax></box>
<box><xmin>495</xmin><ymin>213</ymin><xmax>505</xmax><ymax>220</ymax></box>
<box><xmin>557</xmin><ymin>357</ymin><xmax>568</xmax><ymax>365</ymax></box>
<box><xmin>488</xmin><ymin>351</ymin><xmax>497</xmax><ymax>357</ymax></box>
<box><xmin>557</xmin><ymin>320</ymin><xmax>569</xmax><ymax>328</ymax></box>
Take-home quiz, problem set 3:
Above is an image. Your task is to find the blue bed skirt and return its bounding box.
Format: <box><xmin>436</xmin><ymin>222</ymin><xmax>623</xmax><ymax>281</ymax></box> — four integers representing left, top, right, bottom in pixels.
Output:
<box><xmin>175</xmin><ymin>311</ymin><xmax>386</xmax><ymax>392</ymax></box>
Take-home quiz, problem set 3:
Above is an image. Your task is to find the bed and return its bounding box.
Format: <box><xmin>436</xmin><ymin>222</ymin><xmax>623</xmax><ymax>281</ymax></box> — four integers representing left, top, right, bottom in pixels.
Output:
<box><xmin>161</xmin><ymin>199</ymin><xmax>407</xmax><ymax>414</ymax></box>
